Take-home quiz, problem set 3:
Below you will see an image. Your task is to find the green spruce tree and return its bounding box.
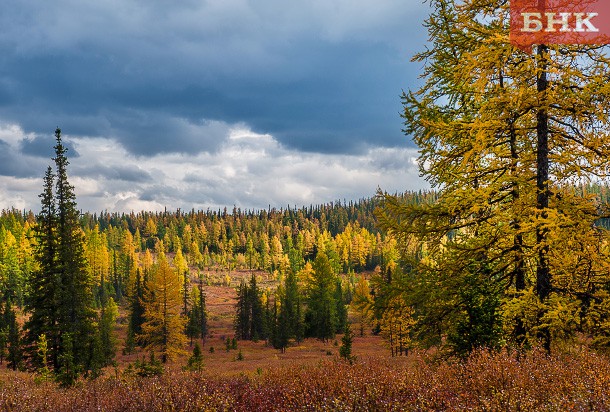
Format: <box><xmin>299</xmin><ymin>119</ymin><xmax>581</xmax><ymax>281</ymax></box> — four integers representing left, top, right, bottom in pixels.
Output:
<box><xmin>126</xmin><ymin>268</ymin><xmax>146</xmax><ymax>353</ymax></box>
<box><xmin>53</xmin><ymin>128</ymin><xmax>96</xmax><ymax>374</ymax></box>
<box><xmin>5</xmin><ymin>299</ymin><xmax>22</xmax><ymax>371</ymax></box>
<box><xmin>339</xmin><ymin>322</ymin><xmax>355</xmax><ymax>364</ymax></box>
<box><xmin>306</xmin><ymin>252</ymin><xmax>338</xmax><ymax>342</ymax></box>
<box><xmin>25</xmin><ymin>166</ymin><xmax>60</xmax><ymax>369</ymax></box>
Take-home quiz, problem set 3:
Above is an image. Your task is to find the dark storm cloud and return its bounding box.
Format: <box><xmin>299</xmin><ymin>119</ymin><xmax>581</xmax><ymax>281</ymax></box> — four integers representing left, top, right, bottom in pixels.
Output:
<box><xmin>0</xmin><ymin>0</ymin><xmax>427</xmax><ymax>157</ymax></box>
<box><xmin>74</xmin><ymin>163</ymin><xmax>152</xmax><ymax>183</ymax></box>
<box><xmin>20</xmin><ymin>134</ymin><xmax>79</xmax><ymax>159</ymax></box>
<box><xmin>0</xmin><ymin>140</ymin><xmax>44</xmax><ymax>178</ymax></box>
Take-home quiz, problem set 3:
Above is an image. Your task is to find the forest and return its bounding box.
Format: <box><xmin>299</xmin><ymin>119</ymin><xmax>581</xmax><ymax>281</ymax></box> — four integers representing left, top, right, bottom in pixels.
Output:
<box><xmin>0</xmin><ymin>129</ymin><xmax>429</xmax><ymax>376</ymax></box>
<box><xmin>2</xmin><ymin>129</ymin><xmax>610</xmax><ymax>409</ymax></box>
<box><xmin>6</xmin><ymin>0</ymin><xmax>610</xmax><ymax>409</ymax></box>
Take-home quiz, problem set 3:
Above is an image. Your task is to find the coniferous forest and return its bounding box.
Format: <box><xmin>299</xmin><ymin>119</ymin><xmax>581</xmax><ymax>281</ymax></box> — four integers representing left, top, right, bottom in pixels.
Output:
<box><xmin>7</xmin><ymin>0</ymin><xmax>610</xmax><ymax>410</ymax></box>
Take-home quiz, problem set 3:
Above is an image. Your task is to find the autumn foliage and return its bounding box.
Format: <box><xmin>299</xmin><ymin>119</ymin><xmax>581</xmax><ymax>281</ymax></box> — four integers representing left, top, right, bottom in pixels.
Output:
<box><xmin>0</xmin><ymin>348</ymin><xmax>609</xmax><ymax>411</ymax></box>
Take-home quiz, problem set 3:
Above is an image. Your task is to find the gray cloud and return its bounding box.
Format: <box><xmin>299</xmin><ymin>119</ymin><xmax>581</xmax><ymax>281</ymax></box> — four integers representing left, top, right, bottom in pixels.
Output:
<box><xmin>0</xmin><ymin>125</ymin><xmax>427</xmax><ymax>212</ymax></box>
<box><xmin>0</xmin><ymin>139</ymin><xmax>47</xmax><ymax>178</ymax></box>
<box><xmin>20</xmin><ymin>134</ymin><xmax>79</xmax><ymax>159</ymax></box>
<box><xmin>73</xmin><ymin>163</ymin><xmax>152</xmax><ymax>183</ymax></box>
<box><xmin>0</xmin><ymin>0</ymin><xmax>427</xmax><ymax>157</ymax></box>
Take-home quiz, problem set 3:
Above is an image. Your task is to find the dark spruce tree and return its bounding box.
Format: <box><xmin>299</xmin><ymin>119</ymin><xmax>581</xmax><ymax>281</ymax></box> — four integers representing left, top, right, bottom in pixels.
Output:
<box><xmin>234</xmin><ymin>274</ymin><xmax>264</xmax><ymax>341</ymax></box>
<box><xmin>25</xmin><ymin>128</ymin><xmax>98</xmax><ymax>379</ymax></box>
<box><xmin>5</xmin><ymin>299</ymin><xmax>23</xmax><ymax>371</ymax></box>
<box><xmin>186</xmin><ymin>275</ymin><xmax>208</xmax><ymax>346</ymax></box>
<box><xmin>339</xmin><ymin>322</ymin><xmax>355</xmax><ymax>364</ymax></box>
<box><xmin>334</xmin><ymin>279</ymin><xmax>348</xmax><ymax>334</ymax></box>
<box><xmin>53</xmin><ymin>128</ymin><xmax>96</xmax><ymax>375</ymax></box>
<box><xmin>234</xmin><ymin>279</ymin><xmax>250</xmax><ymax>340</ymax></box>
<box><xmin>25</xmin><ymin>166</ymin><xmax>60</xmax><ymax>369</ymax></box>
<box><xmin>283</xmin><ymin>270</ymin><xmax>301</xmax><ymax>342</ymax></box>
<box><xmin>271</xmin><ymin>286</ymin><xmax>290</xmax><ymax>353</ymax></box>
<box><xmin>125</xmin><ymin>269</ymin><xmax>145</xmax><ymax>353</ymax></box>
<box><xmin>248</xmin><ymin>273</ymin><xmax>264</xmax><ymax>341</ymax></box>
<box><xmin>306</xmin><ymin>251</ymin><xmax>338</xmax><ymax>342</ymax></box>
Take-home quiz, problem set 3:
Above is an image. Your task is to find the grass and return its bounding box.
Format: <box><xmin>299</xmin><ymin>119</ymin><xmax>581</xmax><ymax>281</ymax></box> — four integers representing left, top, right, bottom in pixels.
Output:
<box><xmin>2</xmin><ymin>348</ymin><xmax>610</xmax><ymax>411</ymax></box>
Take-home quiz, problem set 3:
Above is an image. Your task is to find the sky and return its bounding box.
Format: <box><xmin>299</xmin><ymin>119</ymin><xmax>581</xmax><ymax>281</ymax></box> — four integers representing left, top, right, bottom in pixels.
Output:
<box><xmin>0</xmin><ymin>0</ymin><xmax>430</xmax><ymax>213</ymax></box>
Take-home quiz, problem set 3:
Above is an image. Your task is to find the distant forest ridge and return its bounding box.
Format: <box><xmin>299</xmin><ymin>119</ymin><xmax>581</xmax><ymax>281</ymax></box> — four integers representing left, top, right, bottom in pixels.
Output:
<box><xmin>3</xmin><ymin>183</ymin><xmax>610</xmax><ymax>237</ymax></box>
<box><xmin>2</xmin><ymin>190</ymin><xmax>438</xmax><ymax>238</ymax></box>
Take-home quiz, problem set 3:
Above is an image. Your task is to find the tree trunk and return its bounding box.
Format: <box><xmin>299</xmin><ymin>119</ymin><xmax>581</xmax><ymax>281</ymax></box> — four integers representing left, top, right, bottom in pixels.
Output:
<box><xmin>536</xmin><ymin>43</ymin><xmax>551</xmax><ymax>352</ymax></box>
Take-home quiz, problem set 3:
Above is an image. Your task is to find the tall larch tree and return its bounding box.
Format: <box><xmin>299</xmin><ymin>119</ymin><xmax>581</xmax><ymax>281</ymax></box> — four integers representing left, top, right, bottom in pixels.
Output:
<box><xmin>138</xmin><ymin>251</ymin><xmax>187</xmax><ymax>363</ymax></box>
<box><xmin>85</xmin><ymin>225</ymin><xmax>110</xmax><ymax>306</ymax></box>
<box><xmin>352</xmin><ymin>275</ymin><xmax>372</xmax><ymax>337</ymax></box>
<box><xmin>378</xmin><ymin>0</ymin><xmax>610</xmax><ymax>352</ymax></box>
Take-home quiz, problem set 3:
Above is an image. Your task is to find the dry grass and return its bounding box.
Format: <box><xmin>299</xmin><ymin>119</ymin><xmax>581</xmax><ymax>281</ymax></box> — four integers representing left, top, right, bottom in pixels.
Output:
<box><xmin>2</xmin><ymin>348</ymin><xmax>610</xmax><ymax>411</ymax></box>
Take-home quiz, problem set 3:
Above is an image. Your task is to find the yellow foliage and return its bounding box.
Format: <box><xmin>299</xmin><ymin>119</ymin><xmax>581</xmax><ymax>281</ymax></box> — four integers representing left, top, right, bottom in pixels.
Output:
<box><xmin>380</xmin><ymin>295</ymin><xmax>415</xmax><ymax>356</ymax></box>
<box><xmin>138</xmin><ymin>252</ymin><xmax>187</xmax><ymax>362</ymax></box>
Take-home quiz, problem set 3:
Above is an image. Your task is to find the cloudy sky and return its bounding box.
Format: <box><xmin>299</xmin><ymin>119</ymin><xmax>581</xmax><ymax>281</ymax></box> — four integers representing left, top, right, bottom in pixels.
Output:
<box><xmin>0</xmin><ymin>0</ymin><xmax>430</xmax><ymax>213</ymax></box>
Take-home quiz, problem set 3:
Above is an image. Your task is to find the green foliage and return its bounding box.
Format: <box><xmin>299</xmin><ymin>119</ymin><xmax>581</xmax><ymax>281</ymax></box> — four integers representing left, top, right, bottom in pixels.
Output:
<box><xmin>57</xmin><ymin>333</ymin><xmax>78</xmax><ymax>387</ymax></box>
<box><xmin>5</xmin><ymin>299</ymin><xmax>23</xmax><ymax>371</ymax></box>
<box><xmin>133</xmin><ymin>352</ymin><xmax>163</xmax><ymax>378</ymax></box>
<box><xmin>234</xmin><ymin>274</ymin><xmax>264</xmax><ymax>341</ymax></box>
<box><xmin>25</xmin><ymin>166</ymin><xmax>60</xmax><ymax>369</ymax></box>
<box><xmin>334</xmin><ymin>280</ymin><xmax>348</xmax><ymax>334</ymax></box>
<box><xmin>54</xmin><ymin>129</ymin><xmax>97</xmax><ymax>368</ymax></box>
<box><xmin>34</xmin><ymin>334</ymin><xmax>52</xmax><ymax>384</ymax></box>
<box><xmin>339</xmin><ymin>322</ymin><xmax>355</xmax><ymax>364</ymax></box>
<box><xmin>125</xmin><ymin>269</ymin><xmax>145</xmax><ymax>354</ymax></box>
<box><xmin>447</xmin><ymin>267</ymin><xmax>504</xmax><ymax>357</ymax></box>
<box><xmin>305</xmin><ymin>252</ymin><xmax>338</xmax><ymax>341</ymax></box>
<box><xmin>25</xmin><ymin>129</ymin><xmax>97</xmax><ymax>378</ymax></box>
<box><xmin>184</xmin><ymin>342</ymin><xmax>204</xmax><ymax>372</ymax></box>
<box><xmin>186</xmin><ymin>277</ymin><xmax>208</xmax><ymax>345</ymax></box>
<box><xmin>93</xmin><ymin>297</ymin><xmax>118</xmax><ymax>373</ymax></box>
<box><xmin>269</xmin><ymin>269</ymin><xmax>304</xmax><ymax>352</ymax></box>
<box><xmin>270</xmin><ymin>295</ymin><xmax>289</xmax><ymax>352</ymax></box>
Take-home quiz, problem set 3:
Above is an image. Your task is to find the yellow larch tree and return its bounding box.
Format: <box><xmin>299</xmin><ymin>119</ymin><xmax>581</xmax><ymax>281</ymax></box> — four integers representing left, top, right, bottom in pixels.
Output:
<box><xmin>85</xmin><ymin>225</ymin><xmax>109</xmax><ymax>291</ymax></box>
<box><xmin>138</xmin><ymin>251</ymin><xmax>187</xmax><ymax>363</ymax></box>
<box><xmin>380</xmin><ymin>295</ymin><xmax>415</xmax><ymax>357</ymax></box>
<box><xmin>378</xmin><ymin>0</ymin><xmax>610</xmax><ymax>352</ymax></box>
<box><xmin>352</xmin><ymin>275</ymin><xmax>373</xmax><ymax>336</ymax></box>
